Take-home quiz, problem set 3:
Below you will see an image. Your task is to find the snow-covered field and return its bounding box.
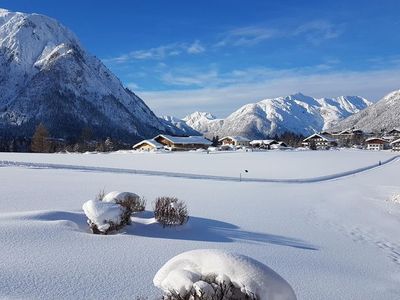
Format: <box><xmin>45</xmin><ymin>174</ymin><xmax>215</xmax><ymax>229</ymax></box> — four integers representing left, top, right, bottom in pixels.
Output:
<box><xmin>0</xmin><ymin>149</ymin><xmax>396</xmax><ymax>180</ymax></box>
<box><xmin>0</xmin><ymin>150</ymin><xmax>400</xmax><ymax>299</ymax></box>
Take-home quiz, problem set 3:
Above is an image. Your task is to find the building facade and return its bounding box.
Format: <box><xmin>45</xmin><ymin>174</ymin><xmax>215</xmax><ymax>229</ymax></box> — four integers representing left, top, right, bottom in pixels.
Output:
<box><xmin>365</xmin><ymin>138</ymin><xmax>388</xmax><ymax>150</ymax></box>
<box><xmin>219</xmin><ymin>136</ymin><xmax>250</xmax><ymax>147</ymax></box>
<box><xmin>390</xmin><ymin>138</ymin><xmax>400</xmax><ymax>151</ymax></box>
<box><xmin>302</xmin><ymin>133</ymin><xmax>337</xmax><ymax>149</ymax></box>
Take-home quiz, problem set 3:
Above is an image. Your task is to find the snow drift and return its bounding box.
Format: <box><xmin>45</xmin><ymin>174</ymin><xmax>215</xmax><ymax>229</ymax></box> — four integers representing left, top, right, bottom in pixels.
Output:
<box><xmin>153</xmin><ymin>249</ymin><xmax>297</xmax><ymax>300</ymax></box>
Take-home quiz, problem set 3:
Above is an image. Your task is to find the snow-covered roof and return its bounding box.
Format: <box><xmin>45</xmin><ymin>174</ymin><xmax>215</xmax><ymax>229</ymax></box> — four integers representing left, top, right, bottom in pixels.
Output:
<box><xmin>320</xmin><ymin>130</ymin><xmax>332</xmax><ymax>135</ymax></box>
<box><xmin>219</xmin><ymin>136</ymin><xmax>250</xmax><ymax>142</ymax></box>
<box><xmin>390</xmin><ymin>138</ymin><xmax>400</xmax><ymax>145</ymax></box>
<box><xmin>250</xmin><ymin>139</ymin><xmax>277</xmax><ymax>145</ymax></box>
<box><xmin>303</xmin><ymin>133</ymin><xmax>336</xmax><ymax>142</ymax></box>
<box><xmin>365</xmin><ymin>137</ymin><xmax>388</xmax><ymax>143</ymax></box>
<box><xmin>338</xmin><ymin>129</ymin><xmax>354</xmax><ymax>134</ymax></box>
<box><xmin>388</xmin><ymin>128</ymin><xmax>400</xmax><ymax>134</ymax></box>
<box><xmin>133</xmin><ymin>139</ymin><xmax>164</xmax><ymax>149</ymax></box>
<box><xmin>155</xmin><ymin>134</ymin><xmax>212</xmax><ymax>145</ymax></box>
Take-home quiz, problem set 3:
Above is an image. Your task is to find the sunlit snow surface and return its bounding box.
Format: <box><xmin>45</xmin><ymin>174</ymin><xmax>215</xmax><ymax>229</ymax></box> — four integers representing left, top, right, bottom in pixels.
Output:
<box><xmin>0</xmin><ymin>150</ymin><xmax>400</xmax><ymax>299</ymax></box>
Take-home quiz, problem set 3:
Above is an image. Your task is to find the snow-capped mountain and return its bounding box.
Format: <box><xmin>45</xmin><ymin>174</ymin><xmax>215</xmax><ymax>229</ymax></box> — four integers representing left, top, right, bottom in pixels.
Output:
<box><xmin>182</xmin><ymin>93</ymin><xmax>371</xmax><ymax>139</ymax></box>
<box><xmin>332</xmin><ymin>89</ymin><xmax>400</xmax><ymax>133</ymax></box>
<box><xmin>183</xmin><ymin>112</ymin><xmax>224</xmax><ymax>137</ymax></box>
<box><xmin>159</xmin><ymin>115</ymin><xmax>200</xmax><ymax>136</ymax></box>
<box><xmin>0</xmin><ymin>8</ymin><xmax>174</xmax><ymax>142</ymax></box>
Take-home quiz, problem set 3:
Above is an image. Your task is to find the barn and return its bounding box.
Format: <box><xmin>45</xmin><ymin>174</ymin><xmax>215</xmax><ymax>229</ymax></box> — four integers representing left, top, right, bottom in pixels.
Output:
<box><xmin>153</xmin><ymin>134</ymin><xmax>212</xmax><ymax>151</ymax></box>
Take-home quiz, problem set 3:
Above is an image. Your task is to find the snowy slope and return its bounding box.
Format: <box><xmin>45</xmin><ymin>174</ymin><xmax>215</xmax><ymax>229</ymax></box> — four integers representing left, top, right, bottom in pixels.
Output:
<box><xmin>332</xmin><ymin>89</ymin><xmax>400</xmax><ymax>132</ymax></box>
<box><xmin>159</xmin><ymin>115</ymin><xmax>201</xmax><ymax>136</ymax></box>
<box><xmin>183</xmin><ymin>94</ymin><xmax>371</xmax><ymax>139</ymax></box>
<box><xmin>0</xmin><ymin>8</ymin><xmax>174</xmax><ymax>142</ymax></box>
<box><xmin>183</xmin><ymin>112</ymin><xmax>224</xmax><ymax>137</ymax></box>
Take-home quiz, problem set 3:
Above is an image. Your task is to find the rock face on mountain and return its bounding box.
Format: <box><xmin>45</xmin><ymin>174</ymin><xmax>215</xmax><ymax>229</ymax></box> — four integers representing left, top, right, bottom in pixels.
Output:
<box><xmin>159</xmin><ymin>116</ymin><xmax>200</xmax><ymax>136</ymax></box>
<box><xmin>182</xmin><ymin>93</ymin><xmax>371</xmax><ymax>139</ymax></box>
<box><xmin>331</xmin><ymin>89</ymin><xmax>400</xmax><ymax>133</ymax></box>
<box><xmin>0</xmin><ymin>8</ymin><xmax>174</xmax><ymax>142</ymax></box>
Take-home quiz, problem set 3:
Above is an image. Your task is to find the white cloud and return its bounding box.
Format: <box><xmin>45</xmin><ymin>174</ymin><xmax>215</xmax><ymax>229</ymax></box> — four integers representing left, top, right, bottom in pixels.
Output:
<box><xmin>215</xmin><ymin>21</ymin><xmax>342</xmax><ymax>48</ymax></box>
<box><xmin>215</xmin><ymin>26</ymin><xmax>278</xmax><ymax>47</ymax></box>
<box><xmin>138</xmin><ymin>67</ymin><xmax>400</xmax><ymax>118</ymax></box>
<box><xmin>126</xmin><ymin>82</ymin><xmax>139</xmax><ymax>90</ymax></box>
<box><xmin>293</xmin><ymin>20</ymin><xmax>344</xmax><ymax>45</ymax></box>
<box><xmin>187</xmin><ymin>40</ymin><xmax>205</xmax><ymax>54</ymax></box>
<box><xmin>104</xmin><ymin>41</ymin><xmax>205</xmax><ymax>63</ymax></box>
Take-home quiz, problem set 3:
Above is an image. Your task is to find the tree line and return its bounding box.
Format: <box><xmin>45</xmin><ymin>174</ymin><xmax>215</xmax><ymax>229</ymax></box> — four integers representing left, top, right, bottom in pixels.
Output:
<box><xmin>0</xmin><ymin>123</ymin><xmax>130</xmax><ymax>153</ymax></box>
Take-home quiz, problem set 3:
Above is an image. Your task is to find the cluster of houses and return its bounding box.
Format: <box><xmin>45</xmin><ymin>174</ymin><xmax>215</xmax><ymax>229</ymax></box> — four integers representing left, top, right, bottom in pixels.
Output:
<box><xmin>132</xmin><ymin>134</ymin><xmax>288</xmax><ymax>152</ymax></box>
<box><xmin>301</xmin><ymin>128</ymin><xmax>400</xmax><ymax>151</ymax></box>
<box><xmin>132</xmin><ymin>128</ymin><xmax>400</xmax><ymax>152</ymax></box>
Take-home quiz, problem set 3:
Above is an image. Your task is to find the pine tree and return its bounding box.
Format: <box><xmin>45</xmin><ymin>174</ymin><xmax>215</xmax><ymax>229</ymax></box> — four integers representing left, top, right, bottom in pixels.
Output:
<box><xmin>31</xmin><ymin>123</ymin><xmax>50</xmax><ymax>153</ymax></box>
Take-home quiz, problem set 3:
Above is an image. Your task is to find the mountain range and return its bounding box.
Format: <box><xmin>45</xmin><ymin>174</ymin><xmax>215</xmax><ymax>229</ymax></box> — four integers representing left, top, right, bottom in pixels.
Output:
<box><xmin>0</xmin><ymin>8</ymin><xmax>180</xmax><ymax>143</ymax></box>
<box><xmin>1</xmin><ymin>8</ymin><xmax>397</xmax><ymax>144</ymax></box>
<box><xmin>179</xmin><ymin>93</ymin><xmax>371</xmax><ymax>139</ymax></box>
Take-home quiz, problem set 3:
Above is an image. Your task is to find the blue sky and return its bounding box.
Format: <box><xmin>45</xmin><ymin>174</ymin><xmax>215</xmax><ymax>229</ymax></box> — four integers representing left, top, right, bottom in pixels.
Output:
<box><xmin>2</xmin><ymin>0</ymin><xmax>400</xmax><ymax>117</ymax></box>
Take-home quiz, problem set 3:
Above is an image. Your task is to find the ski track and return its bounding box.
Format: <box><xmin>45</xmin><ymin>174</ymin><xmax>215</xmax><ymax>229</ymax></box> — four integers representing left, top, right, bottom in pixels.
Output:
<box><xmin>0</xmin><ymin>155</ymin><xmax>399</xmax><ymax>184</ymax></box>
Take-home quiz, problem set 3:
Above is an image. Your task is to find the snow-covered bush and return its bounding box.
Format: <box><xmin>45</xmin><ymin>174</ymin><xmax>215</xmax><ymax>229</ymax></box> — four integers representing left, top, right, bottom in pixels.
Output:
<box><xmin>159</xmin><ymin>273</ymin><xmax>256</xmax><ymax>300</ymax></box>
<box><xmin>82</xmin><ymin>200</ymin><xmax>131</xmax><ymax>234</ymax></box>
<box><xmin>102</xmin><ymin>191</ymin><xmax>146</xmax><ymax>213</ymax></box>
<box><xmin>154</xmin><ymin>196</ymin><xmax>189</xmax><ymax>227</ymax></box>
<box><xmin>154</xmin><ymin>249</ymin><xmax>297</xmax><ymax>300</ymax></box>
<box><xmin>390</xmin><ymin>194</ymin><xmax>400</xmax><ymax>204</ymax></box>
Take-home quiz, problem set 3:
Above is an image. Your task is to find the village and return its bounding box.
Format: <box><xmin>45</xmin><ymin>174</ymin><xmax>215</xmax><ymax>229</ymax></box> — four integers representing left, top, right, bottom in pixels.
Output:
<box><xmin>132</xmin><ymin>128</ymin><xmax>400</xmax><ymax>152</ymax></box>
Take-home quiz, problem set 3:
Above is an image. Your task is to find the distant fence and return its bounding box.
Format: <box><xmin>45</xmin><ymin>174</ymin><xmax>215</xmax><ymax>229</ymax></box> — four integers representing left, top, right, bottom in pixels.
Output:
<box><xmin>1</xmin><ymin>155</ymin><xmax>399</xmax><ymax>184</ymax></box>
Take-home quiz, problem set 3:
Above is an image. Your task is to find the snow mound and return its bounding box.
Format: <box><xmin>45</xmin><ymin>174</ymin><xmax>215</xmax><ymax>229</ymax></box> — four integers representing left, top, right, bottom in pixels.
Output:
<box><xmin>103</xmin><ymin>191</ymin><xmax>140</xmax><ymax>203</ymax></box>
<box><xmin>153</xmin><ymin>249</ymin><xmax>297</xmax><ymax>300</ymax></box>
<box><xmin>102</xmin><ymin>191</ymin><xmax>145</xmax><ymax>213</ymax></box>
<box><xmin>82</xmin><ymin>200</ymin><xmax>129</xmax><ymax>233</ymax></box>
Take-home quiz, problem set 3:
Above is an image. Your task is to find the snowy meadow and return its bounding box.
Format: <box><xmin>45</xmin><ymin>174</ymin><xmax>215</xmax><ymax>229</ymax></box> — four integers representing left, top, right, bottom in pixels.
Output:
<box><xmin>0</xmin><ymin>150</ymin><xmax>400</xmax><ymax>299</ymax></box>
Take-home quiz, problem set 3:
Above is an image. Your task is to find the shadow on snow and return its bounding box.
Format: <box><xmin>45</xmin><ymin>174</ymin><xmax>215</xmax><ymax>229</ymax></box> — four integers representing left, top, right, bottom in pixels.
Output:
<box><xmin>28</xmin><ymin>210</ymin><xmax>318</xmax><ymax>251</ymax></box>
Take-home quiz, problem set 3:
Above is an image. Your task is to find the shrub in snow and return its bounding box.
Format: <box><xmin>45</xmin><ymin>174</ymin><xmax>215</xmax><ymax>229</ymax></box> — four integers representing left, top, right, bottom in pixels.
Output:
<box><xmin>102</xmin><ymin>191</ymin><xmax>146</xmax><ymax>213</ymax></box>
<box><xmin>154</xmin><ymin>196</ymin><xmax>189</xmax><ymax>227</ymax></box>
<box><xmin>96</xmin><ymin>189</ymin><xmax>106</xmax><ymax>201</ymax></box>
<box><xmin>391</xmin><ymin>194</ymin><xmax>400</xmax><ymax>204</ymax></box>
<box><xmin>154</xmin><ymin>249</ymin><xmax>297</xmax><ymax>300</ymax></box>
<box><xmin>82</xmin><ymin>200</ymin><xmax>130</xmax><ymax>234</ymax></box>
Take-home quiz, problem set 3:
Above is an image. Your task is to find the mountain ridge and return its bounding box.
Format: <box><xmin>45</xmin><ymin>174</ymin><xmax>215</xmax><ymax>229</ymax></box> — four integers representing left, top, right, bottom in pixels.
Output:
<box><xmin>0</xmin><ymin>8</ymin><xmax>179</xmax><ymax>142</ymax></box>
<box><xmin>180</xmin><ymin>93</ymin><xmax>371</xmax><ymax>139</ymax></box>
<box><xmin>331</xmin><ymin>89</ymin><xmax>400</xmax><ymax>133</ymax></box>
